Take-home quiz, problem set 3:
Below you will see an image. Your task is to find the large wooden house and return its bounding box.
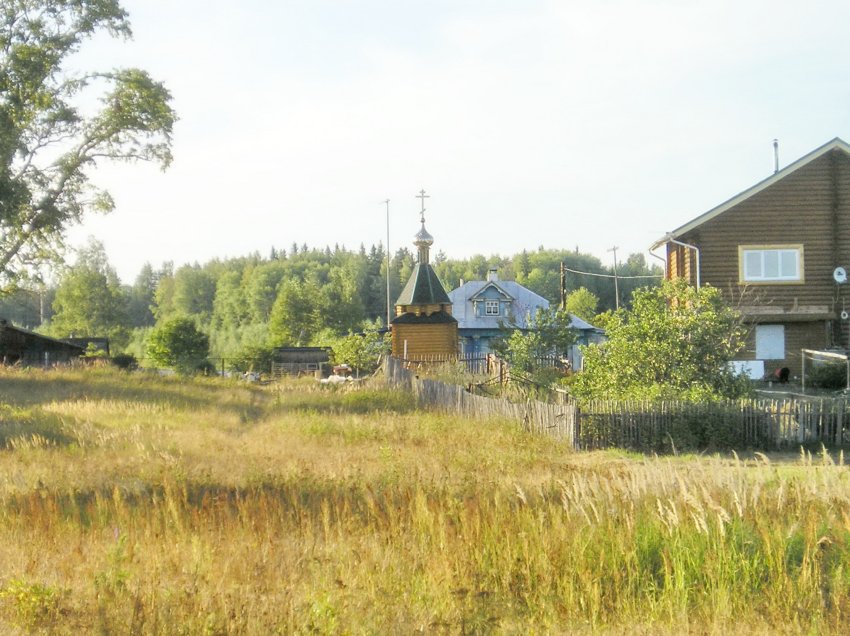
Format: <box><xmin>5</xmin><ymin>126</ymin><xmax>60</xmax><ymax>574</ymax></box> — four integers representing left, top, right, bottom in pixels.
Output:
<box><xmin>652</xmin><ymin>137</ymin><xmax>850</xmax><ymax>377</ymax></box>
<box><xmin>390</xmin><ymin>196</ymin><xmax>458</xmax><ymax>360</ymax></box>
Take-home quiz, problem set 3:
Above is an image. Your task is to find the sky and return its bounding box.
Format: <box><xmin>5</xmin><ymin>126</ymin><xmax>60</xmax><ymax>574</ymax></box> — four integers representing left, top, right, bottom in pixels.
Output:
<box><xmin>64</xmin><ymin>0</ymin><xmax>850</xmax><ymax>283</ymax></box>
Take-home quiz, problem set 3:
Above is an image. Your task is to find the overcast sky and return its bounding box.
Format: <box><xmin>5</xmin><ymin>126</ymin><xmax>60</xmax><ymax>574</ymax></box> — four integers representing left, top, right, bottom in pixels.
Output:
<box><xmin>66</xmin><ymin>0</ymin><xmax>850</xmax><ymax>283</ymax></box>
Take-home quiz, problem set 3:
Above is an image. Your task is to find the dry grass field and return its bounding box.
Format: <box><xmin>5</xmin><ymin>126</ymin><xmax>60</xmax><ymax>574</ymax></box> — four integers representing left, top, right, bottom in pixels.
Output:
<box><xmin>1</xmin><ymin>366</ymin><xmax>850</xmax><ymax>634</ymax></box>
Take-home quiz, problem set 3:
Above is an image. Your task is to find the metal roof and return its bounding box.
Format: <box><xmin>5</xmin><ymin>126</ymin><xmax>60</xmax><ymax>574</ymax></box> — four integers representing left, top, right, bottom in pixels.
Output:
<box><xmin>448</xmin><ymin>280</ymin><xmax>548</xmax><ymax>330</ymax></box>
<box><xmin>395</xmin><ymin>263</ymin><xmax>452</xmax><ymax>306</ymax></box>
<box><xmin>448</xmin><ymin>280</ymin><xmax>604</xmax><ymax>332</ymax></box>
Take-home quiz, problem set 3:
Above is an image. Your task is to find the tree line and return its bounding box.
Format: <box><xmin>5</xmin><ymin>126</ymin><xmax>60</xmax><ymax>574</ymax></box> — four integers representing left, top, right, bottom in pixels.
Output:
<box><xmin>0</xmin><ymin>239</ymin><xmax>661</xmax><ymax>366</ymax></box>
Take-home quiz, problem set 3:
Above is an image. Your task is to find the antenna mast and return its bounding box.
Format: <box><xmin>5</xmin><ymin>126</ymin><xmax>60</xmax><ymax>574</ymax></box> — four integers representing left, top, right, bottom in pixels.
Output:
<box><xmin>384</xmin><ymin>199</ymin><xmax>391</xmax><ymax>328</ymax></box>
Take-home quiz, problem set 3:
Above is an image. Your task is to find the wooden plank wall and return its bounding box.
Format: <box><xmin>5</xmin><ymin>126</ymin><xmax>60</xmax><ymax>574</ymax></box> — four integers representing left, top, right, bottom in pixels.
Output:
<box><xmin>681</xmin><ymin>151</ymin><xmax>850</xmax><ymax>310</ymax></box>
<box><xmin>391</xmin><ymin>323</ymin><xmax>458</xmax><ymax>357</ymax></box>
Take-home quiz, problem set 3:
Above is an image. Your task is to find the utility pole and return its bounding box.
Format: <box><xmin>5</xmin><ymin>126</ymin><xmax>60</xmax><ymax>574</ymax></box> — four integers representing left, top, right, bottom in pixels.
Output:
<box><xmin>608</xmin><ymin>246</ymin><xmax>620</xmax><ymax>310</ymax></box>
<box><xmin>560</xmin><ymin>261</ymin><xmax>567</xmax><ymax>311</ymax></box>
<box><xmin>384</xmin><ymin>199</ymin><xmax>391</xmax><ymax>328</ymax></box>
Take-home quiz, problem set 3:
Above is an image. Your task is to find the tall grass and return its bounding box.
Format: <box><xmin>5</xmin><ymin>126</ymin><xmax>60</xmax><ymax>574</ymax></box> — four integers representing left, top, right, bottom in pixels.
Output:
<box><xmin>0</xmin><ymin>366</ymin><xmax>849</xmax><ymax>633</ymax></box>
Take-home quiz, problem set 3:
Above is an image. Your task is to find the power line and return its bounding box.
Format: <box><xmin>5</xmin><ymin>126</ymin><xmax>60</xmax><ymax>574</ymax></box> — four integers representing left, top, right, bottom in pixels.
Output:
<box><xmin>562</xmin><ymin>266</ymin><xmax>663</xmax><ymax>280</ymax></box>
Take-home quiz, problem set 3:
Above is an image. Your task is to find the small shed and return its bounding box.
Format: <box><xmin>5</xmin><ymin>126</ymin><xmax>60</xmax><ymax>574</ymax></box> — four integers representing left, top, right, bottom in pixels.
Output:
<box><xmin>0</xmin><ymin>320</ymin><xmax>85</xmax><ymax>365</ymax></box>
<box><xmin>271</xmin><ymin>347</ymin><xmax>331</xmax><ymax>376</ymax></box>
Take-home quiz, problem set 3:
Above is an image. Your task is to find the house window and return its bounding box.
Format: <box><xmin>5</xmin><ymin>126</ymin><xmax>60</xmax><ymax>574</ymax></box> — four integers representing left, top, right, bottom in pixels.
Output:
<box><xmin>740</xmin><ymin>245</ymin><xmax>803</xmax><ymax>283</ymax></box>
<box><xmin>755</xmin><ymin>324</ymin><xmax>785</xmax><ymax>360</ymax></box>
<box><xmin>485</xmin><ymin>300</ymin><xmax>500</xmax><ymax>316</ymax></box>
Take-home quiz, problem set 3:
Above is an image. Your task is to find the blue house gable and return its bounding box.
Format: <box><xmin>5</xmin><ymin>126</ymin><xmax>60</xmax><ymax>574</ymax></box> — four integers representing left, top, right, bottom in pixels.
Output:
<box><xmin>448</xmin><ymin>269</ymin><xmax>549</xmax><ymax>356</ymax></box>
<box><xmin>468</xmin><ymin>282</ymin><xmax>515</xmax><ymax>320</ymax></box>
<box><xmin>448</xmin><ymin>268</ymin><xmax>606</xmax><ymax>366</ymax></box>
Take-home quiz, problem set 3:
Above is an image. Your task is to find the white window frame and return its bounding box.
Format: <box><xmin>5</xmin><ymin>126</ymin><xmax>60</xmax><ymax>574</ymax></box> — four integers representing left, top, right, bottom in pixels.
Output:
<box><xmin>484</xmin><ymin>300</ymin><xmax>500</xmax><ymax>316</ymax></box>
<box><xmin>739</xmin><ymin>245</ymin><xmax>803</xmax><ymax>283</ymax></box>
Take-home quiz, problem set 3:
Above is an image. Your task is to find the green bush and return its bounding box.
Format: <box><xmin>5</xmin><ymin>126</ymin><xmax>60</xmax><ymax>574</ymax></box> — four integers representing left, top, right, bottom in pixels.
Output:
<box><xmin>145</xmin><ymin>317</ymin><xmax>210</xmax><ymax>374</ymax></box>
<box><xmin>0</xmin><ymin>579</ymin><xmax>61</xmax><ymax>630</ymax></box>
<box><xmin>807</xmin><ymin>362</ymin><xmax>847</xmax><ymax>389</ymax></box>
<box><xmin>110</xmin><ymin>354</ymin><xmax>137</xmax><ymax>370</ymax></box>
<box><xmin>228</xmin><ymin>343</ymin><xmax>276</xmax><ymax>374</ymax></box>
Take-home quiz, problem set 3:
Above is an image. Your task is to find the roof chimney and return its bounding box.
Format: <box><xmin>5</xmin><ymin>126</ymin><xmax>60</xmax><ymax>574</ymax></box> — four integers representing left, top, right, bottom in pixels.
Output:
<box><xmin>487</xmin><ymin>268</ymin><xmax>498</xmax><ymax>282</ymax></box>
<box><xmin>773</xmin><ymin>139</ymin><xmax>779</xmax><ymax>174</ymax></box>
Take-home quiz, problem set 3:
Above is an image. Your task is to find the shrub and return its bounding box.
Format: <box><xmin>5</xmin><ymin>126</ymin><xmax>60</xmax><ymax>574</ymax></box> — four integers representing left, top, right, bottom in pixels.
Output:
<box><xmin>145</xmin><ymin>317</ymin><xmax>210</xmax><ymax>374</ymax></box>
<box><xmin>228</xmin><ymin>343</ymin><xmax>277</xmax><ymax>374</ymax></box>
<box><xmin>110</xmin><ymin>354</ymin><xmax>138</xmax><ymax>370</ymax></box>
<box><xmin>807</xmin><ymin>362</ymin><xmax>847</xmax><ymax>389</ymax></box>
<box><xmin>0</xmin><ymin>579</ymin><xmax>61</xmax><ymax>630</ymax></box>
<box><xmin>573</xmin><ymin>280</ymin><xmax>749</xmax><ymax>400</ymax></box>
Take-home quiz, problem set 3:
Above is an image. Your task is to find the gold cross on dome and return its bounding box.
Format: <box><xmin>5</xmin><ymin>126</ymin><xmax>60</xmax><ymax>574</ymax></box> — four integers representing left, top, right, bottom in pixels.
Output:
<box><xmin>416</xmin><ymin>189</ymin><xmax>429</xmax><ymax>223</ymax></box>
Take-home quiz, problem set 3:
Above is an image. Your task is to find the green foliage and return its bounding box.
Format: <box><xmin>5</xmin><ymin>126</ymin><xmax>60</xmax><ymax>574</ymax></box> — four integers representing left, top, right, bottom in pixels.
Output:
<box><xmin>564</xmin><ymin>287</ymin><xmax>599</xmax><ymax>323</ymax></box>
<box><xmin>268</xmin><ymin>278</ymin><xmax>317</xmax><ymax>346</ymax></box>
<box><xmin>0</xmin><ymin>1</ymin><xmax>175</xmax><ymax>288</ymax></box>
<box><xmin>123</xmin><ymin>326</ymin><xmax>152</xmax><ymax>362</ymax></box>
<box><xmin>125</xmin><ymin>262</ymin><xmax>158</xmax><ymax>328</ymax></box>
<box><xmin>93</xmin><ymin>533</ymin><xmax>130</xmax><ymax>597</ymax></box>
<box><xmin>329</xmin><ymin>329</ymin><xmax>390</xmax><ymax>376</ymax></box>
<box><xmin>145</xmin><ymin>317</ymin><xmax>209</xmax><ymax>373</ymax></box>
<box><xmin>109</xmin><ymin>353</ymin><xmax>137</xmax><ymax>370</ymax></box>
<box><xmin>807</xmin><ymin>362</ymin><xmax>848</xmax><ymax>389</ymax></box>
<box><xmin>244</xmin><ymin>261</ymin><xmax>286</xmax><ymax>323</ymax></box>
<box><xmin>170</xmin><ymin>264</ymin><xmax>216</xmax><ymax>321</ymax></box>
<box><xmin>0</xmin><ymin>579</ymin><xmax>61</xmax><ymax>630</ymax></box>
<box><xmin>591</xmin><ymin>309</ymin><xmax>618</xmax><ymax>332</ymax></box>
<box><xmin>510</xmin><ymin>249</ymin><xmax>660</xmax><ymax>310</ymax></box>
<box><xmin>3</xmin><ymin>236</ymin><xmax>665</xmax><ymax>372</ymax></box>
<box><xmin>494</xmin><ymin>307</ymin><xmax>576</xmax><ymax>385</ymax></box>
<box><xmin>228</xmin><ymin>343</ymin><xmax>276</xmax><ymax>374</ymax></box>
<box><xmin>0</xmin><ymin>286</ymin><xmax>51</xmax><ymax>328</ymax></box>
<box><xmin>42</xmin><ymin>239</ymin><xmax>128</xmax><ymax>347</ymax></box>
<box><xmin>573</xmin><ymin>279</ymin><xmax>749</xmax><ymax>400</ymax></box>
<box><xmin>83</xmin><ymin>342</ymin><xmax>107</xmax><ymax>358</ymax></box>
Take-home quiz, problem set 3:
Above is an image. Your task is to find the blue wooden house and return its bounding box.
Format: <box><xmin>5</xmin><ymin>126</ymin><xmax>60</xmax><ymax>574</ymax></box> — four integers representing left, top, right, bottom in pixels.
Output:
<box><xmin>447</xmin><ymin>269</ymin><xmax>604</xmax><ymax>367</ymax></box>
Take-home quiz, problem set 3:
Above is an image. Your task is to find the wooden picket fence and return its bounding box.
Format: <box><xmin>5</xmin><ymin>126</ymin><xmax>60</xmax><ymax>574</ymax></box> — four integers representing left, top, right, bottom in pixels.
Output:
<box><xmin>385</xmin><ymin>356</ymin><xmax>850</xmax><ymax>451</ymax></box>
<box><xmin>573</xmin><ymin>398</ymin><xmax>848</xmax><ymax>451</ymax></box>
<box><xmin>386</xmin><ymin>356</ymin><xmax>575</xmax><ymax>443</ymax></box>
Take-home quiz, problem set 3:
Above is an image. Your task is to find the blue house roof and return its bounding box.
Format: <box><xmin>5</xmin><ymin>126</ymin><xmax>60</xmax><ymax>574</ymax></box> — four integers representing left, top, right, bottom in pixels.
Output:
<box><xmin>448</xmin><ymin>277</ymin><xmax>549</xmax><ymax>330</ymax></box>
<box><xmin>448</xmin><ymin>274</ymin><xmax>603</xmax><ymax>334</ymax></box>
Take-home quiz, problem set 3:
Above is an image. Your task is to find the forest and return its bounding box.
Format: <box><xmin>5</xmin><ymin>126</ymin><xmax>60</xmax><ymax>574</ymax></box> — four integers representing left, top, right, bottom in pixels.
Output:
<box><xmin>0</xmin><ymin>239</ymin><xmax>661</xmax><ymax>365</ymax></box>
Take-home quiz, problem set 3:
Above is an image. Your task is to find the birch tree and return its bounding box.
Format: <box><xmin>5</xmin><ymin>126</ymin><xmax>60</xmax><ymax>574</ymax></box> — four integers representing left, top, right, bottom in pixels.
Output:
<box><xmin>0</xmin><ymin>1</ymin><xmax>175</xmax><ymax>288</ymax></box>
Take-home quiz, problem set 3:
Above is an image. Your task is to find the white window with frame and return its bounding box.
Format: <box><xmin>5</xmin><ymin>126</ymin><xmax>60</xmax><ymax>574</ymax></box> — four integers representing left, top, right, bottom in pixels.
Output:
<box><xmin>755</xmin><ymin>324</ymin><xmax>785</xmax><ymax>360</ymax></box>
<box><xmin>484</xmin><ymin>300</ymin><xmax>500</xmax><ymax>316</ymax></box>
<box><xmin>739</xmin><ymin>245</ymin><xmax>803</xmax><ymax>283</ymax></box>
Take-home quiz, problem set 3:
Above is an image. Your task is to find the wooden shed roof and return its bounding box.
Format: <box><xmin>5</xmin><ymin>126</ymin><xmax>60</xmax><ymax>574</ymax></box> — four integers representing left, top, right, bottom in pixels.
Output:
<box><xmin>0</xmin><ymin>321</ymin><xmax>86</xmax><ymax>354</ymax></box>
